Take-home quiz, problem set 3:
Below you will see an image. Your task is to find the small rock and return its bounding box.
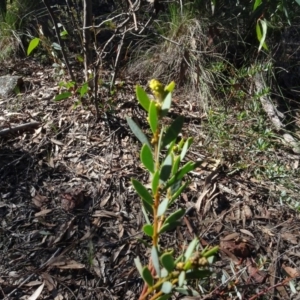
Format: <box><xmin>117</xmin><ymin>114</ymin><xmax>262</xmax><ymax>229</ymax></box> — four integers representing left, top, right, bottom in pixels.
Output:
<box><xmin>0</xmin><ymin>75</ymin><xmax>23</xmax><ymax>98</ymax></box>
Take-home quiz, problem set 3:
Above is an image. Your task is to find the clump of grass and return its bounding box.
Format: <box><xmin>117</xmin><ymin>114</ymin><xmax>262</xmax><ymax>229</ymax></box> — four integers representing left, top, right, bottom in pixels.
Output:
<box><xmin>127</xmin><ymin>2</ymin><xmax>224</xmax><ymax>112</ymax></box>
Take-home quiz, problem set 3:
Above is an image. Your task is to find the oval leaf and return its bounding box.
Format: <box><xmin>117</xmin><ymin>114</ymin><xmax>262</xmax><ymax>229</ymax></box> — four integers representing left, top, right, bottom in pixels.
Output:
<box><xmin>132</xmin><ymin>179</ymin><xmax>153</xmax><ymax>206</ymax></box>
<box><xmin>161</xmin><ymin>281</ymin><xmax>172</xmax><ymax>294</ymax></box>
<box><xmin>161</xmin><ymin>252</ymin><xmax>175</xmax><ymax>273</ymax></box>
<box><xmin>142</xmin><ymin>266</ymin><xmax>154</xmax><ymax>286</ymax></box>
<box><xmin>149</xmin><ymin>100</ymin><xmax>158</xmax><ymax>134</ymax></box>
<box><xmin>143</xmin><ymin>224</ymin><xmax>154</xmax><ymax>237</ymax></box>
<box><xmin>54</xmin><ymin>92</ymin><xmax>72</xmax><ymax>101</ymax></box>
<box><xmin>141</xmin><ymin>144</ymin><xmax>154</xmax><ymax>173</ymax></box>
<box><xmin>136</xmin><ymin>85</ymin><xmax>150</xmax><ymax>112</ymax></box>
<box><xmin>27</xmin><ymin>37</ymin><xmax>40</xmax><ymax>56</ymax></box>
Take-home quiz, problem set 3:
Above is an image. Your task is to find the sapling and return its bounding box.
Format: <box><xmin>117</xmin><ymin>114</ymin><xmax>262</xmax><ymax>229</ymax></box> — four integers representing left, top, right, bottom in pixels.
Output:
<box><xmin>126</xmin><ymin>80</ymin><xmax>219</xmax><ymax>300</ymax></box>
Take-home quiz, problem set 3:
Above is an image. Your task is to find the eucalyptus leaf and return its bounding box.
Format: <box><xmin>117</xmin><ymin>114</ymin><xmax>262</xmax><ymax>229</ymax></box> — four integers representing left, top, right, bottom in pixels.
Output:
<box><xmin>151</xmin><ymin>246</ymin><xmax>161</xmax><ymax>277</ymax></box>
<box><xmin>149</xmin><ymin>100</ymin><xmax>158</xmax><ymax>134</ymax></box>
<box><xmin>142</xmin><ymin>266</ymin><xmax>154</xmax><ymax>286</ymax></box>
<box><xmin>160</xmin><ymin>252</ymin><xmax>175</xmax><ymax>273</ymax></box>
<box><xmin>141</xmin><ymin>144</ymin><xmax>154</xmax><ymax>173</ymax></box>
<box><xmin>126</xmin><ymin>117</ymin><xmax>151</xmax><ymax>148</ymax></box>
<box><xmin>136</xmin><ymin>85</ymin><xmax>150</xmax><ymax>112</ymax></box>
<box><xmin>162</xmin><ymin>116</ymin><xmax>184</xmax><ymax>148</ymax></box>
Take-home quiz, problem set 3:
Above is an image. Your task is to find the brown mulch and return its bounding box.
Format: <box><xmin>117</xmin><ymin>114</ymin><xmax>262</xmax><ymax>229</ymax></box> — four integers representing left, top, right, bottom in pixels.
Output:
<box><xmin>0</xmin><ymin>58</ymin><xmax>300</xmax><ymax>300</ymax></box>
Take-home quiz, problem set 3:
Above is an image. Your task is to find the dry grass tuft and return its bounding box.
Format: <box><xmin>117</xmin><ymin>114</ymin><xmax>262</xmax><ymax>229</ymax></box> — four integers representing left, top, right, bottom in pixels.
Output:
<box><xmin>127</xmin><ymin>16</ymin><xmax>223</xmax><ymax>112</ymax></box>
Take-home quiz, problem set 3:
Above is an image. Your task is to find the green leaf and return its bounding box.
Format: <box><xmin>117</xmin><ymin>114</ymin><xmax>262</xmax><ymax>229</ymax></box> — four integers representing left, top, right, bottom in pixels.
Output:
<box><xmin>170</xmin><ymin>182</ymin><xmax>188</xmax><ymax>205</ymax></box>
<box><xmin>162</xmin><ymin>116</ymin><xmax>184</xmax><ymax>148</ymax></box>
<box><xmin>142</xmin><ymin>266</ymin><xmax>154</xmax><ymax>286</ymax></box>
<box><xmin>143</xmin><ymin>224</ymin><xmax>154</xmax><ymax>237</ymax></box>
<box><xmin>132</xmin><ymin>179</ymin><xmax>153</xmax><ymax>206</ymax></box>
<box><xmin>164</xmin><ymin>208</ymin><xmax>185</xmax><ymax>226</ymax></box>
<box><xmin>176</xmin><ymin>161</ymin><xmax>200</xmax><ymax>181</ymax></box>
<box><xmin>126</xmin><ymin>117</ymin><xmax>151</xmax><ymax>148</ymax></box>
<box><xmin>202</xmin><ymin>246</ymin><xmax>219</xmax><ymax>258</ymax></box>
<box><xmin>296</xmin><ymin>0</ymin><xmax>300</xmax><ymax>5</ymax></box>
<box><xmin>141</xmin><ymin>144</ymin><xmax>154</xmax><ymax>173</ymax></box>
<box><xmin>256</xmin><ymin>19</ymin><xmax>268</xmax><ymax>52</ymax></box>
<box><xmin>164</xmin><ymin>81</ymin><xmax>175</xmax><ymax>93</ymax></box>
<box><xmin>160</xmin><ymin>154</ymin><xmax>173</xmax><ymax>182</ymax></box>
<box><xmin>161</xmin><ymin>92</ymin><xmax>172</xmax><ymax>117</ymax></box>
<box><xmin>142</xmin><ymin>206</ymin><xmax>151</xmax><ymax>224</ymax></box>
<box><xmin>136</xmin><ymin>85</ymin><xmax>150</xmax><ymax>112</ymax></box>
<box><xmin>180</xmin><ymin>138</ymin><xmax>193</xmax><ymax>161</ymax></box>
<box><xmin>142</xmin><ymin>199</ymin><xmax>153</xmax><ymax>215</ymax></box>
<box><xmin>184</xmin><ymin>238</ymin><xmax>198</xmax><ymax>261</ymax></box>
<box><xmin>151</xmin><ymin>246</ymin><xmax>160</xmax><ymax>277</ymax></box>
<box><xmin>159</xmin><ymin>221</ymin><xmax>181</xmax><ymax>234</ymax></box>
<box><xmin>54</xmin><ymin>92</ymin><xmax>72</xmax><ymax>101</ymax></box>
<box><xmin>185</xmin><ymin>269</ymin><xmax>211</xmax><ymax>279</ymax></box>
<box><xmin>79</xmin><ymin>82</ymin><xmax>89</xmax><ymax>97</ymax></box>
<box><xmin>157</xmin><ymin>198</ymin><xmax>169</xmax><ymax>217</ymax></box>
<box><xmin>171</xmin><ymin>156</ymin><xmax>181</xmax><ymax>177</ymax></box>
<box><xmin>253</xmin><ymin>0</ymin><xmax>262</xmax><ymax>11</ymax></box>
<box><xmin>178</xmin><ymin>271</ymin><xmax>185</xmax><ymax>287</ymax></box>
<box><xmin>152</xmin><ymin>170</ymin><xmax>160</xmax><ymax>194</ymax></box>
<box><xmin>161</xmin><ymin>252</ymin><xmax>175</xmax><ymax>273</ymax></box>
<box><xmin>134</xmin><ymin>257</ymin><xmax>143</xmax><ymax>277</ymax></box>
<box><xmin>27</xmin><ymin>37</ymin><xmax>40</xmax><ymax>56</ymax></box>
<box><xmin>161</xmin><ymin>281</ymin><xmax>172</xmax><ymax>294</ymax></box>
<box><xmin>149</xmin><ymin>101</ymin><xmax>158</xmax><ymax>133</ymax></box>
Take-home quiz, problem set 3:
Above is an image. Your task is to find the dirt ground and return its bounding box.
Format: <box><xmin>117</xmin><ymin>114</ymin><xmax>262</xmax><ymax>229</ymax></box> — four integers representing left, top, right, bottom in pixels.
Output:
<box><xmin>0</xmin><ymin>58</ymin><xmax>300</xmax><ymax>300</ymax></box>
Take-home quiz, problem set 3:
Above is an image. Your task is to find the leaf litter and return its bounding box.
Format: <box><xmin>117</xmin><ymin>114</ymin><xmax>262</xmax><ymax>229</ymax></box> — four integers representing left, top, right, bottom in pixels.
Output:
<box><xmin>0</xmin><ymin>58</ymin><xmax>299</xmax><ymax>299</ymax></box>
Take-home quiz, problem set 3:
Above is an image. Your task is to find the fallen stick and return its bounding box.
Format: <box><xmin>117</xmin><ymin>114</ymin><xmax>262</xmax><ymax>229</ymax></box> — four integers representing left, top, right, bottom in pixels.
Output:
<box><xmin>0</xmin><ymin>121</ymin><xmax>40</xmax><ymax>136</ymax></box>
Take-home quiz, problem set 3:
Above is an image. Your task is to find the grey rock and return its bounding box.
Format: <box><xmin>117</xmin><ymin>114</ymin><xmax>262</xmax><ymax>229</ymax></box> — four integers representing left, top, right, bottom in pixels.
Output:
<box><xmin>0</xmin><ymin>75</ymin><xmax>23</xmax><ymax>98</ymax></box>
